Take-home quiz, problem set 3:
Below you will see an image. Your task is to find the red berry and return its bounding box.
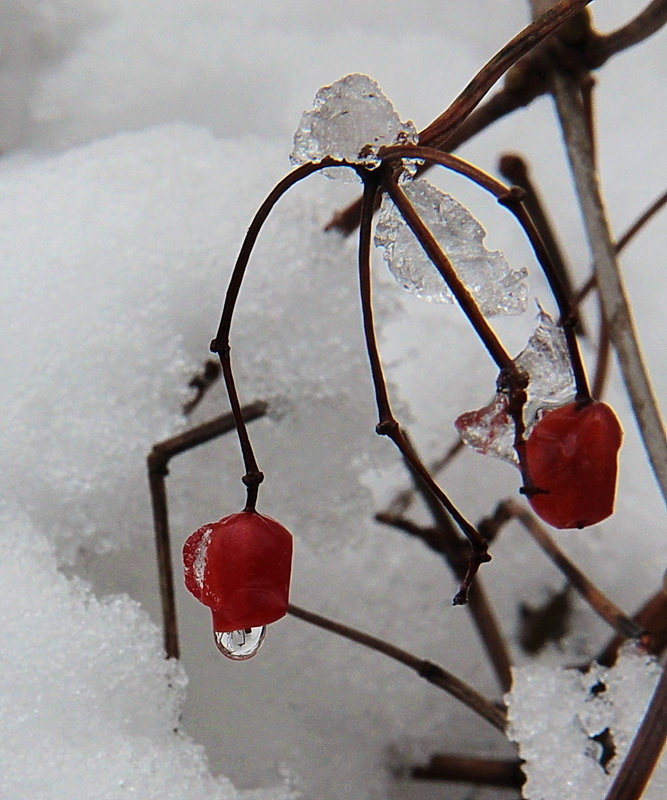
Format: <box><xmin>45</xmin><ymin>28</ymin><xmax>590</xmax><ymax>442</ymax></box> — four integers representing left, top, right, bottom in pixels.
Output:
<box><xmin>183</xmin><ymin>511</ymin><xmax>293</xmax><ymax>632</ymax></box>
<box><xmin>523</xmin><ymin>401</ymin><xmax>623</xmax><ymax>529</ymax></box>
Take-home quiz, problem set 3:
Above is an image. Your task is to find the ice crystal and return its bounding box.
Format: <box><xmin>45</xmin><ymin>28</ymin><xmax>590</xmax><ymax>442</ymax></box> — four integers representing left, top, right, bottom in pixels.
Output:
<box><xmin>455</xmin><ymin>309</ymin><xmax>576</xmax><ymax>462</ymax></box>
<box><xmin>290</xmin><ymin>73</ymin><xmax>417</xmax><ymax>180</ymax></box>
<box><xmin>374</xmin><ymin>178</ymin><xmax>528</xmax><ymax>316</ymax></box>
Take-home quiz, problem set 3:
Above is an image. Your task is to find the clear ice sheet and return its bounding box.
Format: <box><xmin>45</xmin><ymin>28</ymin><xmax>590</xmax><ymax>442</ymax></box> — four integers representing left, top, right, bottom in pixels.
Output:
<box><xmin>374</xmin><ymin>178</ymin><xmax>528</xmax><ymax>316</ymax></box>
<box><xmin>455</xmin><ymin>309</ymin><xmax>576</xmax><ymax>463</ymax></box>
<box><xmin>290</xmin><ymin>73</ymin><xmax>417</xmax><ymax>180</ymax></box>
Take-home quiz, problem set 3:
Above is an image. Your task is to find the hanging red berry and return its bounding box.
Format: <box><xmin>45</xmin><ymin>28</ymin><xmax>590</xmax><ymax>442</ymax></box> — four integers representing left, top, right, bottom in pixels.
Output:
<box><xmin>183</xmin><ymin>511</ymin><xmax>293</xmax><ymax>657</ymax></box>
<box><xmin>523</xmin><ymin>401</ymin><xmax>623</xmax><ymax>529</ymax></box>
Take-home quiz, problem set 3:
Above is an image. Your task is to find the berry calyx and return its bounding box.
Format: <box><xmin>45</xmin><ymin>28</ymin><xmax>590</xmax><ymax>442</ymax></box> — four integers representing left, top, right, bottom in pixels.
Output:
<box><xmin>523</xmin><ymin>401</ymin><xmax>623</xmax><ymax>529</ymax></box>
<box><xmin>183</xmin><ymin>511</ymin><xmax>293</xmax><ymax>632</ymax></box>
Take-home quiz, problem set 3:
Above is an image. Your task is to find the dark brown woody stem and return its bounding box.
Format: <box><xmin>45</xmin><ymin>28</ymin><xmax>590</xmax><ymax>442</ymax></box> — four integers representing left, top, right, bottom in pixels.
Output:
<box><xmin>356</xmin><ymin>170</ymin><xmax>490</xmax><ymax>600</ymax></box>
<box><xmin>503</xmin><ymin>500</ymin><xmax>644</xmax><ymax>641</ymax></box>
<box><xmin>412</xmin><ymin>753</ymin><xmax>524</xmax><ymax>787</ymax></box>
<box><xmin>210</xmin><ymin>158</ymin><xmax>351</xmax><ymax>509</ymax></box>
<box><xmin>381</xmin><ymin>171</ymin><xmax>512</xmax><ymax>372</ymax></box>
<box><xmin>603</xmin><ymin>662</ymin><xmax>667</xmax><ymax>800</ymax></box>
<box><xmin>380</xmin><ymin>144</ymin><xmax>591</xmax><ymax>402</ymax></box>
<box><xmin>418</xmin><ymin>0</ymin><xmax>593</xmax><ymax>144</ymax></box>
<box><xmin>287</xmin><ymin>603</ymin><xmax>507</xmax><ymax>733</ymax></box>
<box><xmin>147</xmin><ymin>402</ymin><xmax>268</xmax><ymax>658</ymax></box>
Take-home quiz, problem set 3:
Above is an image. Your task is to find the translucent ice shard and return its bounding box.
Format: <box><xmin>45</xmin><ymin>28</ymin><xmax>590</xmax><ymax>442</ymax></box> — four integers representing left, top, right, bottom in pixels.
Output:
<box><xmin>455</xmin><ymin>393</ymin><xmax>516</xmax><ymax>464</ymax></box>
<box><xmin>374</xmin><ymin>179</ymin><xmax>528</xmax><ymax>316</ymax></box>
<box><xmin>455</xmin><ymin>309</ymin><xmax>576</xmax><ymax>462</ymax></box>
<box><xmin>290</xmin><ymin>74</ymin><xmax>417</xmax><ymax>179</ymax></box>
<box><xmin>514</xmin><ymin>307</ymin><xmax>576</xmax><ymax>412</ymax></box>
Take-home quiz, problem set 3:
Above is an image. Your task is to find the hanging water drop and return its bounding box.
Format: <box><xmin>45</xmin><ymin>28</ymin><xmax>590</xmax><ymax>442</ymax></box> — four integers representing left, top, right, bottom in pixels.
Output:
<box><xmin>214</xmin><ymin>626</ymin><xmax>267</xmax><ymax>660</ymax></box>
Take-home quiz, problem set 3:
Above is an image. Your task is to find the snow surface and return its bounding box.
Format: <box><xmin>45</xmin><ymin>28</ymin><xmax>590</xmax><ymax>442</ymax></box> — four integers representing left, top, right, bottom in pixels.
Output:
<box><xmin>1</xmin><ymin>2</ymin><xmax>665</xmax><ymax>800</ymax></box>
<box><xmin>507</xmin><ymin>644</ymin><xmax>665</xmax><ymax>800</ymax></box>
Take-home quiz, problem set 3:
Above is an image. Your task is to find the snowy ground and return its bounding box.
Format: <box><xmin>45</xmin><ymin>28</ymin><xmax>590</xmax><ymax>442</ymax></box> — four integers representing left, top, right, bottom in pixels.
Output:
<box><xmin>1</xmin><ymin>2</ymin><xmax>665</xmax><ymax>799</ymax></box>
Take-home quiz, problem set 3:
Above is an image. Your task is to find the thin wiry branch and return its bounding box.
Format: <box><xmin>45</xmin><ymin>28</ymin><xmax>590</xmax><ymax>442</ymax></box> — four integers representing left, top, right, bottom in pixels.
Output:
<box><xmin>549</xmin><ymin>70</ymin><xmax>667</xmax><ymax>504</ymax></box>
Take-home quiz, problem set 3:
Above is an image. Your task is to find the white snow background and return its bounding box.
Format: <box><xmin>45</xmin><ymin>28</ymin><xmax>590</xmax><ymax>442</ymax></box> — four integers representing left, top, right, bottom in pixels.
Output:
<box><xmin>0</xmin><ymin>2</ymin><xmax>665</xmax><ymax>799</ymax></box>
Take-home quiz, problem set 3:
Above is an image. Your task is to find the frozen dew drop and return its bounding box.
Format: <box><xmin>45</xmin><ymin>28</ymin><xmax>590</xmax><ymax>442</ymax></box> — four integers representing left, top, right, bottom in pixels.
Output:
<box><xmin>214</xmin><ymin>626</ymin><xmax>267</xmax><ymax>660</ymax></box>
<box><xmin>374</xmin><ymin>179</ymin><xmax>528</xmax><ymax>315</ymax></box>
<box><xmin>290</xmin><ymin>73</ymin><xmax>417</xmax><ymax>181</ymax></box>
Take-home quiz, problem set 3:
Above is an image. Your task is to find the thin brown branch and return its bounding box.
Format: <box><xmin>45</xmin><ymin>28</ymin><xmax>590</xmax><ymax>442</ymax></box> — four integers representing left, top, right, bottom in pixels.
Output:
<box><xmin>286</xmin><ymin>603</ymin><xmax>507</xmax><ymax>733</ymax></box>
<box><xmin>503</xmin><ymin>500</ymin><xmax>645</xmax><ymax>642</ymax></box>
<box><xmin>356</xmin><ymin>170</ymin><xmax>491</xmax><ymax>597</ymax></box>
<box><xmin>381</xmin><ymin>144</ymin><xmax>591</xmax><ymax>400</ymax></box>
<box><xmin>412</xmin><ymin>753</ymin><xmax>524</xmax><ymax>787</ymax></box>
<box><xmin>327</xmin><ymin>0</ymin><xmax>665</xmax><ymax>236</ymax></box>
<box><xmin>587</xmin><ymin>0</ymin><xmax>667</xmax><ymax>65</ymax></box>
<box><xmin>603</xmin><ymin>662</ymin><xmax>667</xmax><ymax>800</ymax></box>
<box><xmin>380</xmin><ymin>439</ymin><xmax>464</xmax><ymax>520</ymax></box>
<box><xmin>572</xmin><ymin>189</ymin><xmax>667</xmax><ymax>309</ymax></box>
<box><xmin>419</xmin><ymin>0</ymin><xmax>592</xmax><ymax>144</ymax></box>
<box><xmin>597</xmin><ymin>588</ymin><xmax>667</xmax><ymax>667</ymax></box>
<box><xmin>498</xmin><ymin>152</ymin><xmax>585</xmax><ymax>335</ymax></box>
<box><xmin>210</xmin><ymin>158</ymin><xmax>347</xmax><ymax>509</ymax></box>
<box><xmin>147</xmin><ymin>401</ymin><xmax>268</xmax><ymax>658</ymax></box>
<box><xmin>377</xmin><ymin>472</ymin><xmax>513</xmax><ymax>693</ymax></box>
<box><xmin>570</xmin><ymin>188</ymin><xmax>667</xmax><ymax>400</ymax></box>
<box><xmin>591</xmin><ymin>307</ymin><xmax>611</xmax><ymax>400</ymax></box>
<box><xmin>381</xmin><ymin>171</ymin><xmax>512</xmax><ymax>371</ymax></box>
<box><xmin>550</xmin><ymin>69</ymin><xmax>667</xmax><ymax>504</ymax></box>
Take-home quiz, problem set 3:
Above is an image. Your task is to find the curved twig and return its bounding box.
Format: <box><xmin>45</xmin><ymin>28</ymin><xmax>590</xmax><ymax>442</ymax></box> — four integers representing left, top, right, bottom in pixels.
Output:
<box><xmin>209</xmin><ymin>158</ymin><xmax>352</xmax><ymax>508</ymax></box>
<box><xmin>419</xmin><ymin>0</ymin><xmax>593</xmax><ymax>144</ymax></box>
<box><xmin>587</xmin><ymin>0</ymin><xmax>667</xmax><ymax>65</ymax></box>
<box><xmin>356</xmin><ymin>170</ymin><xmax>490</xmax><ymax>600</ymax></box>
<box><xmin>287</xmin><ymin>603</ymin><xmax>507</xmax><ymax>733</ymax></box>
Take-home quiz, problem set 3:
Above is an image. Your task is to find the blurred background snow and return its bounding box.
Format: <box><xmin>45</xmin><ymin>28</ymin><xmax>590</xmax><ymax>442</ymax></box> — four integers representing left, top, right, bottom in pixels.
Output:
<box><xmin>0</xmin><ymin>2</ymin><xmax>664</xmax><ymax>799</ymax></box>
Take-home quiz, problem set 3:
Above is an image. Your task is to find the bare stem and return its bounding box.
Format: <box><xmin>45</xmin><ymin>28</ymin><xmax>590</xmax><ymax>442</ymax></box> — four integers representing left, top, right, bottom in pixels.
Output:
<box><xmin>572</xmin><ymin>189</ymin><xmax>667</xmax><ymax>309</ymax></box>
<box><xmin>412</xmin><ymin>753</ymin><xmax>524</xmax><ymax>787</ymax></box>
<box><xmin>147</xmin><ymin>402</ymin><xmax>268</xmax><ymax>658</ymax></box>
<box><xmin>287</xmin><ymin>603</ymin><xmax>507</xmax><ymax>733</ymax></box>
<box><xmin>381</xmin><ymin>171</ymin><xmax>512</xmax><ymax>371</ymax></box>
<box><xmin>549</xmin><ymin>70</ymin><xmax>667</xmax><ymax>503</ymax></box>
<box><xmin>327</xmin><ymin>0</ymin><xmax>666</xmax><ymax>236</ymax></box>
<box><xmin>587</xmin><ymin>0</ymin><xmax>667</xmax><ymax>65</ymax></box>
<box><xmin>377</xmin><ymin>450</ymin><xmax>513</xmax><ymax>692</ymax></box>
<box><xmin>381</xmin><ymin>144</ymin><xmax>591</xmax><ymax>400</ymax></box>
<box><xmin>503</xmin><ymin>500</ymin><xmax>644</xmax><ymax>642</ymax></box>
<box><xmin>498</xmin><ymin>152</ymin><xmax>585</xmax><ymax>335</ymax></box>
<box><xmin>419</xmin><ymin>0</ymin><xmax>593</xmax><ymax>143</ymax></box>
<box><xmin>209</xmin><ymin>158</ymin><xmax>348</xmax><ymax>508</ymax></box>
<box><xmin>356</xmin><ymin>172</ymin><xmax>491</xmax><ymax>598</ymax></box>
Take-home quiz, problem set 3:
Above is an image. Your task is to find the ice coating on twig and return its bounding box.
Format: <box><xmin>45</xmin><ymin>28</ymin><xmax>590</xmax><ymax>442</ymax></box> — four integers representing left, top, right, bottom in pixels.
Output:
<box><xmin>374</xmin><ymin>178</ymin><xmax>528</xmax><ymax>316</ymax></box>
<box><xmin>455</xmin><ymin>309</ymin><xmax>576</xmax><ymax>463</ymax></box>
<box><xmin>290</xmin><ymin>73</ymin><xmax>417</xmax><ymax>180</ymax></box>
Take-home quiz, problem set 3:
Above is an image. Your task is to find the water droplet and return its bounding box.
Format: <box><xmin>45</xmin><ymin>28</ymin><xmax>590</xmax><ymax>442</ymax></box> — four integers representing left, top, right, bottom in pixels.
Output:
<box><xmin>214</xmin><ymin>626</ymin><xmax>266</xmax><ymax>660</ymax></box>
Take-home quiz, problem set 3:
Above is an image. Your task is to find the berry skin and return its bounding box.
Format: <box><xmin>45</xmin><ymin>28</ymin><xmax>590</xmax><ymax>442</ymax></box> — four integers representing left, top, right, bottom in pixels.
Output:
<box><xmin>183</xmin><ymin>511</ymin><xmax>293</xmax><ymax>632</ymax></box>
<box><xmin>523</xmin><ymin>401</ymin><xmax>623</xmax><ymax>529</ymax></box>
